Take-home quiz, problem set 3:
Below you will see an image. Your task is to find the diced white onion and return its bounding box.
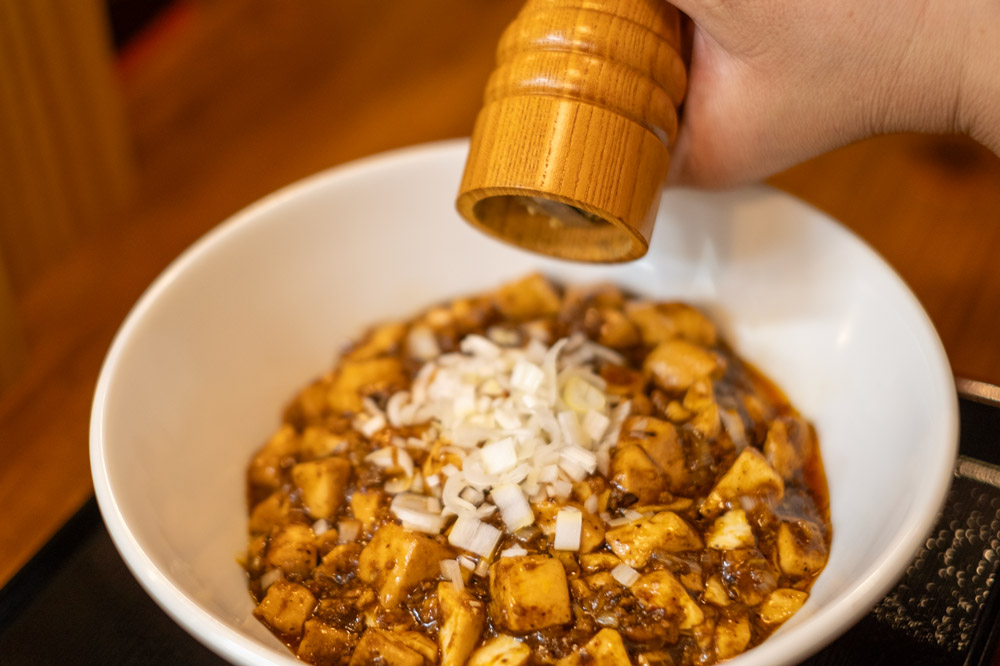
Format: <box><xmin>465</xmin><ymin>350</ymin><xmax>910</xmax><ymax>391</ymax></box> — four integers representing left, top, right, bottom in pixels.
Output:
<box><xmin>487</xmin><ymin>326</ymin><xmax>519</xmax><ymax>346</ymax></box>
<box><xmin>391</xmin><ymin>494</ymin><xmax>446</xmax><ymax>534</ymax></box>
<box><xmin>481</xmin><ymin>437</ymin><xmax>518</xmax><ymax>475</ymax></box>
<box><xmin>582</xmin><ymin>410</ymin><xmax>611</xmax><ymax>442</ymax></box>
<box><xmin>601</xmin><ymin>400</ymin><xmax>632</xmax><ymax>448</ymax></box>
<box><xmin>407</xmin><ymin>436</ymin><xmax>429</xmax><ymax>450</ymax></box>
<box><xmin>385</xmin><ymin>391</ymin><xmax>410</xmax><ymax>427</ymax></box>
<box><xmin>358</xmin><ymin>413</ymin><xmax>386</xmax><ymax>438</ymax></box>
<box><xmin>539</xmin><ymin>465</ymin><xmax>559</xmax><ymax>483</ymax></box>
<box><xmin>408</xmin><ymin>325</ymin><xmax>440</xmax><ymax>361</ymax></box>
<box><xmin>559</xmin><ymin>457</ymin><xmax>589</xmax><ymax>483</ymax></box>
<box><xmin>458</xmin><ymin>555</ymin><xmax>477</xmax><ymax>570</ymax></box>
<box><xmin>563</xmin><ymin>375</ymin><xmax>606</xmax><ymax>412</ymax></box>
<box><xmin>443</xmin><ymin>473</ymin><xmax>479</xmax><ymax>516</ymax></box>
<box><xmin>510</xmin><ymin>360</ymin><xmax>546</xmax><ymax>394</ymax></box>
<box><xmin>383</xmin><ymin>477</ymin><xmax>412</xmax><ymax>494</ymax></box>
<box><xmin>372</xmin><ymin>331</ymin><xmax>625</xmax><ymax>542</ymax></box>
<box><xmin>720</xmin><ymin>409</ymin><xmax>749</xmax><ymax>451</ymax></box>
<box><xmin>365</xmin><ymin>447</ymin><xmax>395</xmax><ymax>467</ymax></box>
<box><xmin>561</xmin><ymin>446</ymin><xmax>598</xmax><ymax>476</ymax></box>
<box><xmin>611</xmin><ymin>563</ymin><xmax>640</xmax><ymax>587</ymax></box>
<box><xmin>461</xmin><ymin>334</ymin><xmax>501</xmax><ymax>358</ymax></box>
<box><xmin>440</xmin><ymin>559</ymin><xmax>465</xmax><ymax>592</ymax></box>
<box><xmin>557</xmin><ymin>410</ymin><xmax>585</xmax><ymax>449</ymax></box>
<box><xmin>501</xmin><ymin>547</ymin><xmax>528</xmax><ymax>558</ymax></box>
<box><xmin>449</xmin><ymin>516</ymin><xmax>501</xmax><ymax>557</ymax></box>
<box><xmin>460</xmin><ymin>461</ymin><xmax>495</xmax><ymax>489</ymax></box>
<box><xmin>554</xmin><ymin>508</ymin><xmax>583</xmax><ymax>551</ymax></box>
<box><xmin>259</xmin><ymin>568</ymin><xmax>282</xmax><ymax>590</ymax></box>
<box><xmin>596</xmin><ymin>445</ymin><xmax>612</xmax><ymax>477</ymax></box>
<box><xmin>460</xmin><ymin>487</ymin><xmax>485</xmax><ymax>506</ymax></box>
<box><xmin>499</xmin><ymin>462</ymin><xmax>532</xmax><ymax>485</ymax></box>
<box><xmin>584</xmin><ymin>495</ymin><xmax>599</xmax><ymax>514</ymax></box>
<box><xmin>550</xmin><ymin>479</ymin><xmax>573</xmax><ymax>499</ymax></box>
<box><xmin>312</xmin><ymin>519</ymin><xmax>330</xmax><ymax>536</ymax></box>
<box><xmin>337</xmin><ymin>520</ymin><xmax>360</xmax><ymax>543</ymax></box>
<box><xmin>491</xmin><ymin>483</ymin><xmax>535</xmax><ymax>532</ymax></box>
<box><xmin>397</xmin><ymin>449</ymin><xmax>415</xmax><ymax>478</ymax></box>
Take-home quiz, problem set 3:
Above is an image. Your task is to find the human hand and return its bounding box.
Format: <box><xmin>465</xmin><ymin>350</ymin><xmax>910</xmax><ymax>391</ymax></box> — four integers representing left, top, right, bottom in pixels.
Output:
<box><xmin>666</xmin><ymin>0</ymin><xmax>999</xmax><ymax>188</ymax></box>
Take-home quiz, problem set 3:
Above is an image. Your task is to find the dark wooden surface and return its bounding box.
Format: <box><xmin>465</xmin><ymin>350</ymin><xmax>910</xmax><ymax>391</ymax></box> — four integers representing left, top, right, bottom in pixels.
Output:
<box><xmin>1</xmin><ymin>0</ymin><xmax>999</xmax><ymax>613</ymax></box>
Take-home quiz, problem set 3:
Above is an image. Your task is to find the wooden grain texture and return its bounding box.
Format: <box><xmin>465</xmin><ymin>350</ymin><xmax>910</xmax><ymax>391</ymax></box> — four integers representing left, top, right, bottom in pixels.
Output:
<box><xmin>1</xmin><ymin>0</ymin><xmax>999</xmax><ymax>622</ymax></box>
<box><xmin>0</xmin><ymin>0</ymin><xmax>133</xmax><ymax>390</ymax></box>
<box><xmin>0</xmin><ymin>0</ymin><xmax>134</xmax><ymax>293</ymax></box>
<box><xmin>0</xmin><ymin>253</ymin><xmax>25</xmax><ymax>390</ymax></box>
<box><xmin>458</xmin><ymin>0</ymin><xmax>685</xmax><ymax>262</ymax></box>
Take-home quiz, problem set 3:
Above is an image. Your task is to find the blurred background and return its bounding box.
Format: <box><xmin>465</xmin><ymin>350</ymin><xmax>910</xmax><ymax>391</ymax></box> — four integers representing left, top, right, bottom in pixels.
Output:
<box><xmin>1</xmin><ymin>0</ymin><xmax>998</xmax><ymax>591</ymax></box>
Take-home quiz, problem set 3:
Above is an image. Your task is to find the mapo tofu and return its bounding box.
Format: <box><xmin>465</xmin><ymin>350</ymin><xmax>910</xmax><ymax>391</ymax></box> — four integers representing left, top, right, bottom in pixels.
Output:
<box><xmin>244</xmin><ymin>274</ymin><xmax>830</xmax><ymax>665</ymax></box>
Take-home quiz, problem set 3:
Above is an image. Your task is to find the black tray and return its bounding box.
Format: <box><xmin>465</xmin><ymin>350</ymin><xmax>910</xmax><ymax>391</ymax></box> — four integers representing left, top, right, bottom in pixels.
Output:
<box><xmin>3</xmin><ymin>384</ymin><xmax>1000</xmax><ymax>666</ymax></box>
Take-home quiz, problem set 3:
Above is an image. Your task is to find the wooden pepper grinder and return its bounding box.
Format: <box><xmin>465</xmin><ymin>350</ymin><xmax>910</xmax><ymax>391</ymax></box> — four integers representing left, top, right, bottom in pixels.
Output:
<box><xmin>457</xmin><ymin>0</ymin><xmax>686</xmax><ymax>262</ymax></box>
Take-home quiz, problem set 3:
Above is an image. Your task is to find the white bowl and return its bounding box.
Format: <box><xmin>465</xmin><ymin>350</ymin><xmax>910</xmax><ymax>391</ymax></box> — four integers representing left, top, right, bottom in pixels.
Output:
<box><xmin>90</xmin><ymin>139</ymin><xmax>958</xmax><ymax>666</ymax></box>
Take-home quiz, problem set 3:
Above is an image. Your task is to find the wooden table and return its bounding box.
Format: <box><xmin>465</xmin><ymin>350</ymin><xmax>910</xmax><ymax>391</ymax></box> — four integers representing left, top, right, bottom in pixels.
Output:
<box><xmin>1</xmin><ymin>0</ymin><xmax>999</xmax><ymax>621</ymax></box>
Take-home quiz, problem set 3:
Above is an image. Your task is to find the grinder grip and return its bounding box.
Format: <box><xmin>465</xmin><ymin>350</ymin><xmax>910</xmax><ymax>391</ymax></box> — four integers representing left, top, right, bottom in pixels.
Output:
<box><xmin>457</xmin><ymin>0</ymin><xmax>686</xmax><ymax>263</ymax></box>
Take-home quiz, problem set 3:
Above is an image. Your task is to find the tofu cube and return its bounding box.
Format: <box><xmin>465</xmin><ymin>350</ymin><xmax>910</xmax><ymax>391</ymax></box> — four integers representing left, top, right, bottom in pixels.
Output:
<box><xmin>299</xmin><ymin>426</ymin><xmax>351</xmax><ymax>460</ymax></box>
<box><xmin>777</xmin><ymin>520</ymin><xmax>828</xmax><ymax>578</ymax></box>
<box><xmin>248</xmin><ymin>425</ymin><xmax>300</xmax><ymax>492</ymax></box>
<box><xmin>610</xmin><ymin>444</ymin><xmax>667</xmax><ymax>505</ymax></box>
<box><xmin>489</xmin><ymin>555</ymin><xmax>572</xmax><ymax>632</ymax></box>
<box><xmin>254</xmin><ymin>580</ymin><xmax>316</xmax><ymax>639</ymax></box>
<box><xmin>349</xmin><ymin>490</ymin><xmax>385</xmax><ymax>532</ymax></box>
<box><xmin>636</xmin><ymin>652</ymin><xmax>676</xmax><ymax>666</ymax></box>
<box><xmin>714</xmin><ymin>612</ymin><xmax>751</xmax><ymax>660</ymax></box>
<box><xmin>297</xmin><ymin>619</ymin><xmax>354</xmax><ymax>666</ymax></box>
<box><xmin>643</xmin><ymin>339</ymin><xmax>721</xmax><ymax>393</ymax></box>
<box><xmin>438</xmin><ymin>582</ymin><xmax>486</xmax><ymax>666</ymax></box>
<box><xmin>346</xmin><ymin>321</ymin><xmax>408</xmax><ymax>361</ymax></box>
<box><xmin>467</xmin><ymin>636</ymin><xmax>531</xmax><ymax>666</ymax></box>
<box><xmin>266</xmin><ymin>523</ymin><xmax>317</xmax><ymax>578</ymax></box>
<box><xmin>348</xmin><ymin>628</ymin><xmax>430</xmax><ymax>666</ymax></box>
<box><xmin>706</xmin><ymin>509</ymin><xmax>755</xmax><ymax>550</ymax></box>
<box><xmin>763</xmin><ymin>416</ymin><xmax>815</xmax><ymax>481</ymax></box>
<box><xmin>605</xmin><ymin>511</ymin><xmax>703</xmax><ymax>567</ymax></box>
<box><xmin>328</xmin><ymin>356</ymin><xmax>406</xmax><ymax>413</ymax></box>
<box><xmin>719</xmin><ymin>548</ymin><xmax>779</xmax><ymax>606</ymax></box>
<box><xmin>626</xmin><ymin>301</ymin><xmax>718</xmax><ymax>347</ymax></box>
<box><xmin>556</xmin><ymin>629</ymin><xmax>632</xmax><ymax>666</ymax></box>
<box><xmin>579</xmin><ymin>552</ymin><xmax>622</xmax><ymax>574</ymax></box>
<box><xmin>590</xmin><ymin>307</ymin><xmax>640</xmax><ymax>349</ymax></box>
<box><xmin>292</xmin><ymin>457</ymin><xmax>352</xmax><ymax>520</ymax></box>
<box><xmin>703</xmin><ymin>575</ymin><xmax>731</xmax><ymax>607</ymax></box>
<box><xmin>699</xmin><ymin>448</ymin><xmax>784</xmax><ymax>518</ymax></box>
<box><xmin>494</xmin><ymin>273</ymin><xmax>561</xmax><ymax>320</ymax></box>
<box><xmin>395</xmin><ymin>632</ymin><xmax>438</xmax><ymax>663</ymax></box>
<box><xmin>618</xmin><ymin>416</ymin><xmax>690</xmax><ymax>493</ymax></box>
<box><xmin>631</xmin><ymin>570</ymin><xmax>705</xmax><ymax>630</ymax></box>
<box><xmin>249</xmin><ymin>491</ymin><xmax>292</xmax><ymax>535</ymax></box>
<box><xmin>758</xmin><ymin>588</ymin><xmax>809</xmax><ymax>624</ymax></box>
<box><xmin>358</xmin><ymin>523</ymin><xmax>446</xmax><ymax>607</ymax></box>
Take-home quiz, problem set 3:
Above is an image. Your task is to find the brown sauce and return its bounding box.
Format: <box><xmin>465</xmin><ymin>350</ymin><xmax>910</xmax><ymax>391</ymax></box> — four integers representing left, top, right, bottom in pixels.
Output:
<box><xmin>244</xmin><ymin>274</ymin><xmax>831</xmax><ymax>666</ymax></box>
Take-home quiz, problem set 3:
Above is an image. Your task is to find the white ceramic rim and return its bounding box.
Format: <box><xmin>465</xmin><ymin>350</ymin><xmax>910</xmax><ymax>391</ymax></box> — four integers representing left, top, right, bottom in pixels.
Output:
<box><xmin>90</xmin><ymin>138</ymin><xmax>959</xmax><ymax>666</ymax></box>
